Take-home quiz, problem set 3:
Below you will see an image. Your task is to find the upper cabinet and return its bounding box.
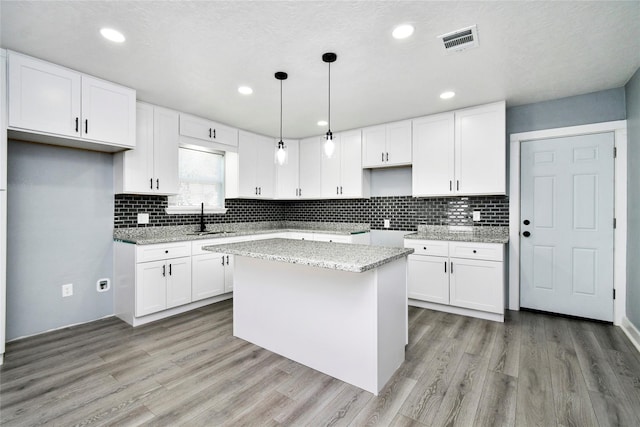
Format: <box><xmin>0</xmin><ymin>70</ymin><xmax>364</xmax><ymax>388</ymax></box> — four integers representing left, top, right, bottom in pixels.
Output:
<box><xmin>275</xmin><ymin>139</ymin><xmax>300</xmax><ymax>199</ymax></box>
<box><xmin>321</xmin><ymin>130</ymin><xmax>370</xmax><ymax>198</ymax></box>
<box><xmin>7</xmin><ymin>51</ymin><xmax>135</xmax><ymax>152</ymax></box>
<box><xmin>412</xmin><ymin>101</ymin><xmax>506</xmax><ymax>197</ymax></box>
<box><xmin>237</xmin><ymin>131</ymin><xmax>275</xmax><ymax>198</ymax></box>
<box><xmin>179</xmin><ymin>113</ymin><xmax>238</xmax><ymax>147</ymax></box>
<box><xmin>362</xmin><ymin>119</ymin><xmax>412</xmax><ymax>168</ymax></box>
<box><xmin>115</xmin><ymin>102</ymin><xmax>180</xmax><ymax>195</ymax></box>
<box><xmin>298</xmin><ymin>137</ymin><xmax>322</xmax><ymax>199</ymax></box>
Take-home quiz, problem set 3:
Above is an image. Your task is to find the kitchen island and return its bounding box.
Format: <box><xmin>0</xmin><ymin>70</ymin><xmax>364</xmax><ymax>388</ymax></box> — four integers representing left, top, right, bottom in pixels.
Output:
<box><xmin>204</xmin><ymin>238</ymin><xmax>414</xmax><ymax>395</ymax></box>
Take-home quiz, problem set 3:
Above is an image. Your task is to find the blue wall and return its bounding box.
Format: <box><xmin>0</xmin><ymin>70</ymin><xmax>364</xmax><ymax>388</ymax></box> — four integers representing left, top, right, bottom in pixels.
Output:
<box><xmin>507</xmin><ymin>88</ymin><xmax>626</xmax><ymax>135</ymax></box>
<box><xmin>6</xmin><ymin>141</ymin><xmax>114</xmax><ymax>340</ymax></box>
<box><xmin>626</xmin><ymin>68</ymin><xmax>640</xmax><ymax>330</ymax></box>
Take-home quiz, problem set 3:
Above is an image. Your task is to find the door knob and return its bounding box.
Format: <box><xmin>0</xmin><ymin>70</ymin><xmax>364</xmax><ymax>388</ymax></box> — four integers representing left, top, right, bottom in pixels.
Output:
<box><xmin>523</xmin><ymin>219</ymin><xmax>530</xmax><ymax>225</ymax></box>
<box><xmin>523</xmin><ymin>231</ymin><xmax>531</xmax><ymax>237</ymax></box>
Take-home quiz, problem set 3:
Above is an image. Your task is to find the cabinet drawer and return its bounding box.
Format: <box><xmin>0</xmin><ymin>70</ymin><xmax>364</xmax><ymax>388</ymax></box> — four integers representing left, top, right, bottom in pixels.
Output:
<box><xmin>313</xmin><ymin>233</ymin><xmax>351</xmax><ymax>243</ymax></box>
<box><xmin>404</xmin><ymin>239</ymin><xmax>449</xmax><ymax>257</ymax></box>
<box><xmin>136</xmin><ymin>242</ymin><xmax>191</xmax><ymax>262</ymax></box>
<box><xmin>449</xmin><ymin>242</ymin><xmax>504</xmax><ymax>261</ymax></box>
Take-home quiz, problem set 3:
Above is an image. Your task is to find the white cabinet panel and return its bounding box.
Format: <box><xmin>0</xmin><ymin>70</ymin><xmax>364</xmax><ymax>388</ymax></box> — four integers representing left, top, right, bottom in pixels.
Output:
<box><xmin>153</xmin><ymin>106</ymin><xmax>180</xmax><ymax>194</ymax></box>
<box><xmin>275</xmin><ymin>139</ymin><xmax>300</xmax><ymax>199</ymax></box>
<box><xmin>166</xmin><ymin>256</ymin><xmax>192</xmax><ymax>309</ymax></box>
<box><xmin>238</xmin><ymin>131</ymin><xmax>275</xmax><ymax>198</ymax></box>
<box><xmin>321</xmin><ymin>134</ymin><xmax>341</xmax><ymax>197</ymax></box>
<box><xmin>412</xmin><ymin>113</ymin><xmax>455</xmax><ymax>197</ymax></box>
<box><xmin>299</xmin><ymin>136</ymin><xmax>322</xmax><ymax>199</ymax></box>
<box><xmin>362</xmin><ymin>120</ymin><xmax>411</xmax><ymax>168</ymax></box>
<box><xmin>339</xmin><ymin>130</ymin><xmax>366</xmax><ymax>198</ymax></box>
<box><xmin>81</xmin><ymin>75</ymin><xmax>136</xmax><ymax>146</ymax></box>
<box><xmin>407</xmin><ymin>254</ymin><xmax>449</xmax><ymax>304</ymax></box>
<box><xmin>136</xmin><ymin>241</ymin><xmax>191</xmax><ymax>263</ymax></box>
<box><xmin>224</xmin><ymin>255</ymin><xmax>234</xmax><ymax>293</ymax></box>
<box><xmin>179</xmin><ymin>113</ymin><xmax>238</xmax><ymax>147</ymax></box>
<box><xmin>404</xmin><ymin>239</ymin><xmax>449</xmax><ymax>257</ymax></box>
<box><xmin>192</xmin><ymin>253</ymin><xmax>226</xmax><ymax>301</ymax></box>
<box><xmin>136</xmin><ymin>260</ymin><xmax>167</xmax><ymax>317</ymax></box>
<box><xmin>449</xmin><ymin>257</ymin><xmax>503</xmax><ymax>314</ymax></box>
<box><xmin>412</xmin><ymin>102</ymin><xmax>505</xmax><ymax>197</ymax></box>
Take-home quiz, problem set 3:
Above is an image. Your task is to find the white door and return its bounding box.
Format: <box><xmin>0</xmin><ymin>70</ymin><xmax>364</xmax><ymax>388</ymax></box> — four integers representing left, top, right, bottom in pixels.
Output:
<box><xmin>153</xmin><ymin>106</ymin><xmax>180</xmax><ymax>194</ymax></box>
<box><xmin>520</xmin><ymin>132</ymin><xmax>614</xmax><ymax>321</ymax></box>
<box><xmin>275</xmin><ymin>139</ymin><xmax>299</xmax><ymax>199</ymax></box>
<box><xmin>412</xmin><ymin>113</ymin><xmax>455</xmax><ymax>197</ymax></box>
<box><xmin>237</xmin><ymin>131</ymin><xmax>258</xmax><ymax>197</ymax></box>
<box><xmin>299</xmin><ymin>137</ymin><xmax>322</xmax><ymax>198</ymax></box>
<box><xmin>192</xmin><ymin>253</ymin><xmax>225</xmax><ymax>301</ymax></box>
<box><xmin>361</xmin><ymin>124</ymin><xmax>386</xmax><ymax>167</ymax></box>
<box><xmin>136</xmin><ymin>260</ymin><xmax>167</xmax><ymax>316</ymax></box>
<box><xmin>385</xmin><ymin>120</ymin><xmax>412</xmax><ymax>166</ymax></box>
<box><xmin>339</xmin><ymin>130</ymin><xmax>364</xmax><ymax>197</ymax></box>
<box><xmin>449</xmin><ymin>258</ymin><xmax>503</xmax><ymax>314</ymax></box>
<box><xmin>321</xmin><ymin>133</ymin><xmax>341</xmax><ymax>197</ymax></box>
<box><xmin>123</xmin><ymin>102</ymin><xmax>154</xmax><ymax>193</ymax></box>
<box><xmin>166</xmin><ymin>256</ymin><xmax>192</xmax><ymax>308</ymax></box>
<box><xmin>255</xmin><ymin>134</ymin><xmax>275</xmax><ymax>198</ymax></box>
<box><xmin>407</xmin><ymin>255</ymin><xmax>449</xmax><ymax>304</ymax></box>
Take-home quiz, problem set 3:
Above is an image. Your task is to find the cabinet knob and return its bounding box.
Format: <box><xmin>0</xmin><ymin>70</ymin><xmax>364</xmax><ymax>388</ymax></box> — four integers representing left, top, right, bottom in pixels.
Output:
<box><xmin>473</xmin><ymin>250</ymin><xmax>477</xmax><ymax>253</ymax></box>
<box><xmin>165</xmin><ymin>250</ymin><xmax>169</xmax><ymax>254</ymax></box>
<box><xmin>423</xmin><ymin>247</ymin><xmax>427</xmax><ymax>250</ymax></box>
<box><xmin>523</xmin><ymin>231</ymin><xmax>531</xmax><ymax>237</ymax></box>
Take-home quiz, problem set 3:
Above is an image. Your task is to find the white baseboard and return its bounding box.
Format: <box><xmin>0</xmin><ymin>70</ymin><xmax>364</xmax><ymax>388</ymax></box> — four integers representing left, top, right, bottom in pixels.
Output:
<box><xmin>7</xmin><ymin>314</ymin><xmax>116</xmax><ymax>343</ymax></box>
<box><xmin>408</xmin><ymin>299</ymin><xmax>504</xmax><ymax>323</ymax></box>
<box><xmin>621</xmin><ymin>316</ymin><xmax>640</xmax><ymax>354</ymax></box>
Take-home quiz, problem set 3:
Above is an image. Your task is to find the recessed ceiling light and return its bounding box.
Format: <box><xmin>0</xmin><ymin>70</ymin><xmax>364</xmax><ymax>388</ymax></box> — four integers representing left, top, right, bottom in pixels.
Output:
<box><xmin>392</xmin><ymin>24</ymin><xmax>414</xmax><ymax>40</ymax></box>
<box><xmin>238</xmin><ymin>86</ymin><xmax>253</xmax><ymax>95</ymax></box>
<box><xmin>100</xmin><ymin>28</ymin><xmax>125</xmax><ymax>43</ymax></box>
<box><xmin>317</xmin><ymin>120</ymin><xmax>328</xmax><ymax>126</ymax></box>
<box><xmin>440</xmin><ymin>91</ymin><xmax>456</xmax><ymax>100</ymax></box>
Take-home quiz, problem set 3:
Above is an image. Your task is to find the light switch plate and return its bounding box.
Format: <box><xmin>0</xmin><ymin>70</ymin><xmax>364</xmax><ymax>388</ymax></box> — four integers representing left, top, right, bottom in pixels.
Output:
<box><xmin>137</xmin><ymin>213</ymin><xmax>150</xmax><ymax>224</ymax></box>
<box><xmin>473</xmin><ymin>211</ymin><xmax>481</xmax><ymax>221</ymax></box>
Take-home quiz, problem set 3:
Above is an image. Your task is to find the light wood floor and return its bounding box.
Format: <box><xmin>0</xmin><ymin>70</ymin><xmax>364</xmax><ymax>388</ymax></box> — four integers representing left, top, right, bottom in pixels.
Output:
<box><xmin>1</xmin><ymin>300</ymin><xmax>640</xmax><ymax>426</ymax></box>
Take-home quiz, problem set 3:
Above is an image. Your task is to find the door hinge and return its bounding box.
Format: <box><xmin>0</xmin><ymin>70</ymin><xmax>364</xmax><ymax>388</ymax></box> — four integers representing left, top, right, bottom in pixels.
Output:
<box><xmin>614</xmin><ymin>218</ymin><xmax>617</xmax><ymax>229</ymax></box>
<box><xmin>613</xmin><ymin>289</ymin><xmax>616</xmax><ymax>299</ymax></box>
<box><xmin>614</xmin><ymin>146</ymin><xmax>617</xmax><ymax>158</ymax></box>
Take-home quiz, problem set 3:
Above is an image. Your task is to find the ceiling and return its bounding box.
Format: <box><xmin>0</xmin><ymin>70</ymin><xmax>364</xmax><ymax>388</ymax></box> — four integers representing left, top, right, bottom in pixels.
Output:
<box><xmin>1</xmin><ymin>1</ymin><xmax>639</xmax><ymax>139</ymax></box>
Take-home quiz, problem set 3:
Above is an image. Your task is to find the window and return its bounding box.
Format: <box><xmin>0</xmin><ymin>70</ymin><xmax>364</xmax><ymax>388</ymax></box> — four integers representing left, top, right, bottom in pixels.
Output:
<box><xmin>166</xmin><ymin>147</ymin><xmax>226</xmax><ymax>214</ymax></box>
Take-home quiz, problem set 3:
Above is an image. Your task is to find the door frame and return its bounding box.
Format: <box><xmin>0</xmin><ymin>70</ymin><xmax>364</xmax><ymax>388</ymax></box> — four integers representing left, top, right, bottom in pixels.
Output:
<box><xmin>509</xmin><ymin>120</ymin><xmax>627</xmax><ymax>325</ymax></box>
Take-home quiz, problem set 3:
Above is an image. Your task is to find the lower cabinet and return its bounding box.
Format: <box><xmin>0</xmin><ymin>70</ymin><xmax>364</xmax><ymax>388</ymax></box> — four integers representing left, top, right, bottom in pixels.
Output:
<box><xmin>404</xmin><ymin>239</ymin><xmax>505</xmax><ymax>319</ymax></box>
<box><xmin>191</xmin><ymin>253</ymin><xmax>233</xmax><ymax>301</ymax></box>
<box><xmin>136</xmin><ymin>256</ymin><xmax>192</xmax><ymax>317</ymax></box>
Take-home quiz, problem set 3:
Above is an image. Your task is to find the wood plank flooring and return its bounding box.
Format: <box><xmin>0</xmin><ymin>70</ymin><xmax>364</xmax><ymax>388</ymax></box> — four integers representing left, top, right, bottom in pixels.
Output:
<box><xmin>1</xmin><ymin>300</ymin><xmax>640</xmax><ymax>426</ymax></box>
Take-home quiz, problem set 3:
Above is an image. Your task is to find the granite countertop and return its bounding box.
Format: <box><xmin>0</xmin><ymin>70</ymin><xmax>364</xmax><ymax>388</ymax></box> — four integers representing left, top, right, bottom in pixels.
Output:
<box><xmin>113</xmin><ymin>221</ymin><xmax>371</xmax><ymax>245</ymax></box>
<box><xmin>404</xmin><ymin>225</ymin><xmax>509</xmax><ymax>244</ymax></box>
<box><xmin>204</xmin><ymin>238</ymin><xmax>414</xmax><ymax>273</ymax></box>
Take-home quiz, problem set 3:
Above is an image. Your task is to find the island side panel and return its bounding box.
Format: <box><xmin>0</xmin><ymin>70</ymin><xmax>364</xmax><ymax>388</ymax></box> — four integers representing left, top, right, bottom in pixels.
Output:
<box><xmin>375</xmin><ymin>257</ymin><xmax>407</xmax><ymax>390</ymax></box>
<box><xmin>233</xmin><ymin>256</ymin><xmax>379</xmax><ymax>394</ymax></box>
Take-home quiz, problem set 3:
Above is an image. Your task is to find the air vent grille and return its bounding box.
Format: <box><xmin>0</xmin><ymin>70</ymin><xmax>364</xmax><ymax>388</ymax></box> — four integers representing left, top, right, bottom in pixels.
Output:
<box><xmin>438</xmin><ymin>25</ymin><xmax>479</xmax><ymax>53</ymax></box>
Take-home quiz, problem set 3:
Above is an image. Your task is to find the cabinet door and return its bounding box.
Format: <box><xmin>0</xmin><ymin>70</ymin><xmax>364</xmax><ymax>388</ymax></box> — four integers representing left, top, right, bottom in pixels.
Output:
<box><xmin>339</xmin><ymin>130</ymin><xmax>364</xmax><ymax>198</ymax></box>
<box><xmin>81</xmin><ymin>75</ymin><xmax>136</xmax><ymax>147</ymax></box>
<box><xmin>412</xmin><ymin>113</ymin><xmax>455</xmax><ymax>197</ymax></box>
<box><xmin>179</xmin><ymin>114</ymin><xmax>214</xmax><ymax>142</ymax></box>
<box><xmin>407</xmin><ymin>255</ymin><xmax>449</xmax><ymax>304</ymax></box>
<box><xmin>275</xmin><ymin>139</ymin><xmax>300</xmax><ymax>199</ymax></box>
<box><xmin>8</xmin><ymin>51</ymin><xmax>81</xmax><ymax>138</ymax></box>
<box><xmin>255</xmin><ymin>134</ymin><xmax>275</xmax><ymax>198</ymax></box>
<box><xmin>361</xmin><ymin>124</ymin><xmax>387</xmax><ymax>167</ymax></box>
<box><xmin>118</xmin><ymin>102</ymin><xmax>154</xmax><ymax>194</ymax></box>
<box><xmin>136</xmin><ymin>260</ymin><xmax>167</xmax><ymax>317</ymax></box>
<box><xmin>192</xmin><ymin>253</ymin><xmax>225</xmax><ymax>301</ymax></box>
<box><xmin>449</xmin><ymin>258</ymin><xmax>503</xmax><ymax>313</ymax></box>
<box><xmin>237</xmin><ymin>131</ymin><xmax>258</xmax><ymax>197</ymax></box>
<box><xmin>153</xmin><ymin>106</ymin><xmax>180</xmax><ymax>194</ymax></box>
<box><xmin>224</xmin><ymin>254</ymin><xmax>234</xmax><ymax>293</ymax></box>
<box><xmin>299</xmin><ymin>137</ymin><xmax>322</xmax><ymax>198</ymax></box>
<box><xmin>385</xmin><ymin>120</ymin><xmax>412</xmax><ymax>166</ymax></box>
<box><xmin>454</xmin><ymin>102</ymin><xmax>506</xmax><ymax>195</ymax></box>
<box><xmin>210</xmin><ymin>121</ymin><xmax>238</xmax><ymax>147</ymax></box>
<box><xmin>321</xmin><ymin>133</ymin><xmax>342</xmax><ymax>197</ymax></box>
<box><xmin>166</xmin><ymin>256</ymin><xmax>192</xmax><ymax>308</ymax></box>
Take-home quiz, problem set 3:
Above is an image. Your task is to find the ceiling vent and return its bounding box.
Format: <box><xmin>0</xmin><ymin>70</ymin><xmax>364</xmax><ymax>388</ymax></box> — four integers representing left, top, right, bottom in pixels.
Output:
<box><xmin>437</xmin><ymin>25</ymin><xmax>479</xmax><ymax>53</ymax></box>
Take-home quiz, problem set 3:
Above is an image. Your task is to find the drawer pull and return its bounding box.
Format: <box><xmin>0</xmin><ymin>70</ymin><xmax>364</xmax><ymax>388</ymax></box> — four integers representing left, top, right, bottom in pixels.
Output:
<box><xmin>450</xmin><ymin>262</ymin><xmax>453</xmax><ymax>274</ymax></box>
<box><xmin>423</xmin><ymin>247</ymin><xmax>427</xmax><ymax>250</ymax></box>
<box><xmin>165</xmin><ymin>250</ymin><xmax>169</xmax><ymax>254</ymax></box>
<box><xmin>162</xmin><ymin>265</ymin><xmax>166</xmax><ymax>277</ymax></box>
<box><xmin>221</xmin><ymin>256</ymin><xmax>225</xmax><ymax>266</ymax></box>
<box><xmin>473</xmin><ymin>250</ymin><xmax>477</xmax><ymax>253</ymax></box>
<box><xmin>169</xmin><ymin>264</ymin><xmax>172</xmax><ymax>276</ymax></box>
<box><xmin>444</xmin><ymin>261</ymin><xmax>447</xmax><ymax>273</ymax></box>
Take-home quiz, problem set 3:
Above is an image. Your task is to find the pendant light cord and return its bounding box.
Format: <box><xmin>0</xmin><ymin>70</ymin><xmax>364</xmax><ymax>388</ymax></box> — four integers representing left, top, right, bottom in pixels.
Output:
<box><xmin>327</xmin><ymin>61</ymin><xmax>331</xmax><ymax>132</ymax></box>
<box><xmin>280</xmin><ymin>79</ymin><xmax>283</xmax><ymax>143</ymax></box>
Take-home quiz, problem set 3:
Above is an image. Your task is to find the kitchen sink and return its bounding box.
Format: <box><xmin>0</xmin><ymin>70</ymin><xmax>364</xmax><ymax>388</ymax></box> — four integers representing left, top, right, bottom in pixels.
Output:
<box><xmin>186</xmin><ymin>231</ymin><xmax>226</xmax><ymax>236</ymax></box>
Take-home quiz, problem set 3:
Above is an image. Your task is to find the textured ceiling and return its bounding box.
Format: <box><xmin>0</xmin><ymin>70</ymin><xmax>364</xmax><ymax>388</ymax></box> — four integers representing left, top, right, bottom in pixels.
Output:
<box><xmin>1</xmin><ymin>1</ymin><xmax>639</xmax><ymax>139</ymax></box>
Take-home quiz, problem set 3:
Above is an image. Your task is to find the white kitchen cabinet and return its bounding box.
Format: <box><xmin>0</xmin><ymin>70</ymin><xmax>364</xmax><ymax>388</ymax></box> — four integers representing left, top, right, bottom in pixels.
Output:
<box><xmin>321</xmin><ymin>130</ymin><xmax>369</xmax><ymax>198</ymax></box>
<box><xmin>7</xmin><ymin>50</ymin><xmax>135</xmax><ymax>150</ymax></box>
<box><xmin>412</xmin><ymin>101</ymin><xmax>505</xmax><ymax>197</ymax></box>
<box><xmin>405</xmin><ymin>239</ymin><xmax>504</xmax><ymax>320</ymax></box>
<box><xmin>275</xmin><ymin>139</ymin><xmax>300</xmax><ymax>199</ymax></box>
<box><xmin>362</xmin><ymin>120</ymin><xmax>412</xmax><ymax>168</ymax></box>
<box><xmin>191</xmin><ymin>253</ymin><xmax>226</xmax><ymax>301</ymax></box>
<box><xmin>179</xmin><ymin>113</ymin><xmax>238</xmax><ymax>147</ymax></box>
<box><xmin>136</xmin><ymin>256</ymin><xmax>191</xmax><ymax>317</ymax></box>
<box><xmin>238</xmin><ymin>131</ymin><xmax>275</xmax><ymax>198</ymax></box>
<box><xmin>298</xmin><ymin>136</ymin><xmax>323</xmax><ymax>199</ymax></box>
<box><xmin>114</xmin><ymin>102</ymin><xmax>179</xmax><ymax>195</ymax></box>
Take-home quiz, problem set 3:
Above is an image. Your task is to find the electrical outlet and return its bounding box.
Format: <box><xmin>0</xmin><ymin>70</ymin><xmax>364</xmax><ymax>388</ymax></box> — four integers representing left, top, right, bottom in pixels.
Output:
<box><xmin>97</xmin><ymin>278</ymin><xmax>110</xmax><ymax>293</ymax></box>
<box><xmin>62</xmin><ymin>283</ymin><xmax>73</xmax><ymax>297</ymax></box>
<box><xmin>384</xmin><ymin>219</ymin><xmax>390</xmax><ymax>228</ymax></box>
<box><xmin>473</xmin><ymin>211</ymin><xmax>481</xmax><ymax>221</ymax></box>
<box><xmin>137</xmin><ymin>213</ymin><xmax>150</xmax><ymax>225</ymax></box>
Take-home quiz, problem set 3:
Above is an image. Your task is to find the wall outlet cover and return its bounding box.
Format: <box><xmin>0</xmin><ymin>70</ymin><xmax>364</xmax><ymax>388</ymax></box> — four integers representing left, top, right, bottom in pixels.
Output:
<box><xmin>473</xmin><ymin>211</ymin><xmax>481</xmax><ymax>221</ymax></box>
<box><xmin>97</xmin><ymin>278</ymin><xmax>111</xmax><ymax>293</ymax></box>
<box><xmin>384</xmin><ymin>219</ymin><xmax>391</xmax><ymax>228</ymax></box>
<box><xmin>62</xmin><ymin>283</ymin><xmax>73</xmax><ymax>297</ymax></box>
<box><xmin>137</xmin><ymin>213</ymin><xmax>150</xmax><ymax>224</ymax></box>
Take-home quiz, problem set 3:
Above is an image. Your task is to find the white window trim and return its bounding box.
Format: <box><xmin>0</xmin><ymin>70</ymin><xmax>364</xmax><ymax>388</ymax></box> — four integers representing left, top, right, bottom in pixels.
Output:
<box><xmin>165</xmin><ymin>206</ymin><xmax>228</xmax><ymax>215</ymax></box>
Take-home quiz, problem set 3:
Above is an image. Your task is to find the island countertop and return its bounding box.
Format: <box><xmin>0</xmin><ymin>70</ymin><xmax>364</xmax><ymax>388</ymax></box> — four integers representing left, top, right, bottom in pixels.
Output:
<box><xmin>204</xmin><ymin>238</ymin><xmax>414</xmax><ymax>273</ymax></box>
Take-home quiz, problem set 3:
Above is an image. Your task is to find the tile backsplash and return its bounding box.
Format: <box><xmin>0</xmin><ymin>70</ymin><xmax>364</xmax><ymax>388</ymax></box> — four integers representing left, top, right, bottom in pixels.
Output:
<box><xmin>115</xmin><ymin>195</ymin><xmax>508</xmax><ymax>230</ymax></box>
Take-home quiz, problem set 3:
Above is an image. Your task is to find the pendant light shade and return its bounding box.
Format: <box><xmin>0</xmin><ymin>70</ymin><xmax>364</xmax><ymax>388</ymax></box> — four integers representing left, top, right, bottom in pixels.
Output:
<box><xmin>322</xmin><ymin>52</ymin><xmax>337</xmax><ymax>158</ymax></box>
<box><xmin>275</xmin><ymin>71</ymin><xmax>288</xmax><ymax>165</ymax></box>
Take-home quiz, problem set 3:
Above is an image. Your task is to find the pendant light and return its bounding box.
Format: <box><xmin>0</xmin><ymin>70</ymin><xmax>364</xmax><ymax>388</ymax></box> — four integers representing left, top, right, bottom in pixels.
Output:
<box><xmin>275</xmin><ymin>71</ymin><xmax>288</xmax><ymax>165</ymax></box>
<box><xmin>322</xmin><ymin>52</ymin><xmax>337</xmax><ymax>158</ymax></box>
